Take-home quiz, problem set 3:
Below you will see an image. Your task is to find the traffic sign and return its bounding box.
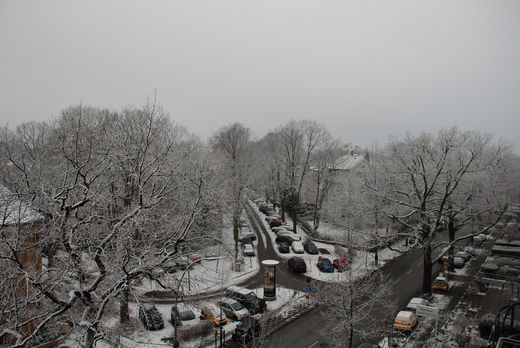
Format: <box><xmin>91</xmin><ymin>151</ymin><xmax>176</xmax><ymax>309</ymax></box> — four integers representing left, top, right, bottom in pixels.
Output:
<box><xmin>306</xmin><ymin>284</ymin><xmax>312</xmax><ymax>293</ymax></box>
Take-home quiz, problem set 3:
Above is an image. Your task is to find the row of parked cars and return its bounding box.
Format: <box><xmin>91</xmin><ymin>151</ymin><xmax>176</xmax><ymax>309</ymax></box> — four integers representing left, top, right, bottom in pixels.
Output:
<box><xmin>258</xmin><ymin>201</ymin><xmax>321</xmax><ymax>256</ymax></box>
<box><xmin>238</xmin><ymin>218</ymin><xmax>257</xmax><ymax>257</ymax></box>
<box><xmin>257</xmin><ymin>200</ymin><xmax>352</xmax><ymax>274</ymax></box>
<box><xmin>285</xmin><ymin>256</ymin><xmax>350</xmax><ymax>274</ymax></box>
<box><xmin>138</xmin><ymin>285</ymin><xmax>266</xmax><ymax>343</ymax></box>
<box><xmin>392</xmin><ymin>296</ymin><xmax>431</xmax><ymax>333</ymax></box>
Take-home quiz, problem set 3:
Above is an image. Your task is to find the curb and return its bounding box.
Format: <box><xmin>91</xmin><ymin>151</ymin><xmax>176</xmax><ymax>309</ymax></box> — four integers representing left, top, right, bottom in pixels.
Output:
<box><xmin>266</xmin><ymin>303</ymin><xmax>317</xmax><ymax>336</ymax></box>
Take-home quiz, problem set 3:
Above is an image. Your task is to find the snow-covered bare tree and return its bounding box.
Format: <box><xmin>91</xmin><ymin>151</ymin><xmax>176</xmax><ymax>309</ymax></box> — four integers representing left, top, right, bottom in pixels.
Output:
<box><xmin>0</xmin><ymin>103</ymin><xmax>220</xmax><ymax>347</ymax></box>
<box><xmin>370</xmin><ymin>128</ymin><xmax>512</xmax><ymax>294</ymax></box>
<box><xmin>211</xmin><ymin>123</ymin><xmax>253</xmax><ymax>265</ymax></box>
<box><xmin>265</xmin><ymin>120</ymin><xmax>330</xmax><ymax>232</ymax></box>
<box><xmin>307</xmin><ymin>139</ymin><xmax>344</xmax><ymax>230</ymax></box>
<box><xmin>313</xmin><ymin>270</ymin><xmax>394</xmax><ymax>348</ymax></box>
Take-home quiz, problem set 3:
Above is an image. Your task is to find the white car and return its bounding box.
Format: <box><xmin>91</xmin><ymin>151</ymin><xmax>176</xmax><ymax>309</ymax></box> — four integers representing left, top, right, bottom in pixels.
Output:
<box><xmin>291</xmin><ymin>241</ymin><xmax>304</xmax><ymax>253</ymax></box>
<box><xmin>272</xmin><ymin>226</ymin><xmax>289</xmax><ymax>234</ymax></box>
<box><xmin>406</xmin><ymin>297</ymin><xmax>428</xmax><ymax>311</ymax></box>
<box><xmin>242</xmin><ymin>243</ymin><xmax>255</xmax><ymax>256</ymax></box>
<box><xmin>277</xmin><ymin>231</ymin><xmax>301</xmax><ymax>241</ymax></box>
<box><xmin>218</xmin><ymin>298</ymin><xmax>249</xmax><ymax>320</ymax></box>
<box><xmin>453</xmin><ymin>256</ymin><xmax>465</xmax><ymax>268</ymax></box>
<box><xmin>456</xmin><ymin>250</ymin><xmax>471</xmax><ymax>261</ymax></box>
<box><xmin>171</xmin><ymin>302</ymin><xmax>198</xmax><ymax>326</ymax></box>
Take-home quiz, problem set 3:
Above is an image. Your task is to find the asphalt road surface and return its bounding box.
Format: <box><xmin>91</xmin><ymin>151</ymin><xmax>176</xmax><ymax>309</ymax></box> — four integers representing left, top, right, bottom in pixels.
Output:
<box><xmin>263</xmin><ymin>248</ymin><xmax>444</xmax><ymax>348</ymax></box>
<box><xmin>235</xmin><ymin>204</ymin><xmax>462</xmax><ymax>347</ymax></box>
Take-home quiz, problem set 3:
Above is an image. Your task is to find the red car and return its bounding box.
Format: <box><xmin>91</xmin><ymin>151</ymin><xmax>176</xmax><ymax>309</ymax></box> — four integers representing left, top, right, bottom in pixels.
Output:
<box><xmin>269</xmin><ymin>219</ymin><xmax>283</xmax><ymax>228</ymax></box>
<box><xmin>333</xmin><ymin>258</ymin><xmax>349</xmax><ymax>272</ymax></box>
<box><xmin>190</xmin><ymin>255</ymin><xmax>202</xmax><ymax>264</ymax></box>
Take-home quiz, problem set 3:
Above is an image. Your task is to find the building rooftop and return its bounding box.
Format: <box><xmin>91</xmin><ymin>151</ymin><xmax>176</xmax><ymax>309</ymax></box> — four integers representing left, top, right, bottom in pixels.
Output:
<box><xmin>329</xmin><ymin>153</ymin><xmax>366</xmax><ymax>171</ymax></box>
<box><xmin>0</xmin><ymin>184</ymin><xmax>43</xmax><ymax>225</ymax></box>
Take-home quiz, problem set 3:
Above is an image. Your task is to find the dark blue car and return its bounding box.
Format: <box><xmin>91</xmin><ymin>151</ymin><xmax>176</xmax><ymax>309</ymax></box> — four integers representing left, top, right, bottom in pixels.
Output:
<box><xmin>317</xmin><ymin>258</ymin><xmax>334</xmax><ymax>273</ymax></box>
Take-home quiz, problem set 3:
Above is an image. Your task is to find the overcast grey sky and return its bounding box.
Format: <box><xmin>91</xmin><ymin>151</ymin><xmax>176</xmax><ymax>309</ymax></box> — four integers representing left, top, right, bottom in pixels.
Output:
<box><xmin>1</xmin><ymin>1</ymin><xmax>519</xmax><ymax>151</ymax></box>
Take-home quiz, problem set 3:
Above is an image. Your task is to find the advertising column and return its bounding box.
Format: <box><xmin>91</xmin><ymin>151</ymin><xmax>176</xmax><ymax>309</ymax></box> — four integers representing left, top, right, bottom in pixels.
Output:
<box><xmin>262</xmin><ymin>260</ymin><xmax>279</xmax><ymax>301</ymax></box>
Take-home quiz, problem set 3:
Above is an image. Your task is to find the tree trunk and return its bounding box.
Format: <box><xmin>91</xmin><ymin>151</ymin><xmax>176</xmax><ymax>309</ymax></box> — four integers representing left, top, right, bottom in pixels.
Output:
<box><xmin>292</xmin><ymin>210</ymin><xmax>297</xmax><ymax>234</ymax></box>
<box><xmin>448</xmin><ymin>216</ymin><xmax>455</xmax><ymax>272</ymax></box>
<box><xmin>422</xmin><ymin>244</ymin><xmax>433</xmax><ymax>295</ymax></box>
<box><xmin>233</xmin><ymin>222</ymin><xmax>238</xmax><ymax>262</ymax></box>
<box><xmin>120</xmin><ymin>286</ymin><xmax>129</xmax><ymax>323</ymax></box>
<box><xmin>46</xmin><ymin>243</ymin><xmax>55</xmax><ymax>268</ymax></box>
<box><xmin>348</xmin><ymin>288</ymin><xmax>354</xmax><ymax>348</ymax></box>
<box><xmin>85</xmin><ymin>329</ymin><xmax>95</xmax><ymax>348</ymax></box>
<box><xmin>280</xmin><ymin>195</ymin><xmax>286</xmax><ymax>221</ymax></box>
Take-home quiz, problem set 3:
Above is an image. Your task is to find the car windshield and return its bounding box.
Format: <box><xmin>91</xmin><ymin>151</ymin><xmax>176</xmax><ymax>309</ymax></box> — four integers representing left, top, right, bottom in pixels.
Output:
<box><xmin>179</xmin><ymin>310</ymin><xmax>195</xmax><ymax>321</ymax></box>
<box><xmin>323</xmin><ymin>259</ymin><xmax>332</xmax><ymax>265</ymax></box>
<box><xmin>231</xmin><ymin>302</ymin><xmax>245</xmax><ymax>311</ymax></box>
<box><xmin>236</xmin><ymin>321</ymin><xmax>249</xmax><ymax>333</ymax></box>
<box><xmin>239</xmin><ymin>318</ymin><xmax>257</xmax><ymax>329</ymax></box>
<box><xmin>244</xmin><ymin>293</ymin><xmax>256</xmax><ymax>302</ymax></box>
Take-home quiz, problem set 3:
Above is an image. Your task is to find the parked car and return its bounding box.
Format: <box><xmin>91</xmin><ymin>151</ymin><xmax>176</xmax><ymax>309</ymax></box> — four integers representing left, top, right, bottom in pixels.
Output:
<box><xmin>232</xmin><ymin>317</ymin><xmax>261</xmax><ymax>343</ymax></box>
<box><xmin>226</xmin><ymin>286</ymin><xmax>266</xmax><ymax>314</ymax></box>
<box><xmin>278</xmin><ymin>241</ymin><xmax>290</xmax><ymax>253</ymax></box>
<box><xmin>269</xmin><ymin>219</ymin><xmax>283</xmax><ymax>228</ymax></box>
<box><xmin>218</xmin><ymin>298</ymin><xmax>249</xmax><ymax>320</ymax></box>
<box><xmin>433</xmin><ymin>276</ymin><xmax>449</xmax><ymax>291</ymax></box>
<box><xmin>264</xmin><ymin>209</ymin><xmax>277</xmax><ymax>216</ymax></box>
<box><xmin>275</xmin><ymin>235</ymin><xmax>294</xmax><ymax>245</ymax></box>
<box><xmin>291</xmin><ymin>241</ymin><xmax>304</xmax><ymax>253</ymax></box>
<box><xmin>239</xmin><ymin>218</ymin><xmax>248</xmax><ymax>228</ymax></box>
<box><xmin>139</xmin><ymin>304</ymin><xmax>164</xmax><ymax>331</ymax></box>
<box><xmin>456</xmin><ymin>250</ymin><xmax>471</xmax><ymax>261</ymax></box>
<box><xmin>406</xmin><ymin>297</ymin><xmax>428</xmax><ymax>311</ymax></box>
<box><xmin>242</xmin><ymin>232</ymin><xmax>256</xmax><ymax>241</ymax></box>
<box><xmin>474</xmin><ymin>233</ymin><xmax>493</xmax><ymax>245</ymax></box>
<box><xmin>175</xmin><ymin>259</ymin><xmax>189</xmax><ymax>270</ymax></box>
<box><xmin>163</xmin><ymin>260</ymin><xmax>178</xmax><ymax>274</ymax></box>
<box><xmin>317</xmin><ymin>258</ymin><xmax>334</xmax><ymax>273</ymax></box>
<box><xmin>303</xmin><ymin>240</ymin><xmax>318</xmax><ymax>254</ymax></box>
<box><xmin>498</xmin><ymin>265</ymin><xmax>520</xmax><ymax>277</ymax></box>
<box><xmin>258</xmin><ymin>204</ymin><xmax>271</xmax><ymax>214</ymax></box>
<box><xmin>453</xmin><ymin>256</ymin><xmax>466</xmax><ymax>268</ymax></box>
<box><xmin>200</xmin><ymin>306</ymin><xmax>227</xmax><ymax>326</ymax></box>
<box><xmin>190</xmin><ymin>255</ymin><xmax>202</xmax><ymax>264</ymax></box>
<box><xmin>242</xmin><ymin>243</ymin><xmax>255</xmax><ymax>256</ymax></box>
<box><xmin>464</xmin><ymin>246</ymin><xmax>476</xmax><ymax>256</ymax></box>
<box><xmin>393</xmin><ymin>310</ymin><xmax>418</xmax><ymax>332</ymax></box>
<box><xmin>240</xmin><ymin>237</ymin><xmax>254</xmax><ymax>245</ymax></box>
<box><xmin>272</xmin><ymin>226</ymin><xmax>289</xmax><ymax>234</ymax></box>
<box><xmin>277</xmin><ymin>231</ymin><xmax>301</xmax><ymax>241</ymax></box>
<box><xmin>288</xmin><ymin>257</ymin><xmax>307</xmax><ymax>273</ymax></box>
<box><xmin>266</xmin><ymin>215</ymin><xmax>281</xmax><ymax>223</ymax></box>
<box><xmin>282</xmin><ymin>225</ymin><xmax>293</xmax><ymax>232</ymax></box>
<box><xmin>333</xmin><ymin>258</ymin><xmax>349</xmax><ymax>272</ymax></box>
<box><xmin>481</xmin><ymin>262</ymin><xmax>499</xmax><ymax>273</ymax></box>
<box><xmin>171</xmin><ymin>303</ymin><xmax>197</xmax><ymax>326</ymax></box>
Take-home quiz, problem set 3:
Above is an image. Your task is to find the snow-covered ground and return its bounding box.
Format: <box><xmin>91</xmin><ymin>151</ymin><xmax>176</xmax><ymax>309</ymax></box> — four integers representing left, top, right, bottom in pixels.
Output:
<box><xmin>83</xmin><ymin>287</ymin><xmax>307</xmax><ymax>348</ymax></box>
<box><xmin>254</xmin><ymin>204</ymin><xmax>411</xmax><ymax>283</ymax></box>
<box><xmin>61</xmin><ymin>203</ymin><xmax>419</xmax><ymax>347</ymax></box>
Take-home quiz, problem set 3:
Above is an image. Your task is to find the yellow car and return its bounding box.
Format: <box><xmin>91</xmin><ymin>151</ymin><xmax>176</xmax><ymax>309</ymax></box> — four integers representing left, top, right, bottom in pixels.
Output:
<box><xmin>433</xmin><ymin>276</ymin><xmax>449</xmax><ymax>291</ymax></box>
<box><xmin>393</xmin><ymin>311</ymin><xmax>418</xmax><ymax>332</ymax></box>
<box><xmin>200</xmin><ymin>307</ymin><xmax>227</xmax><ymax>327</ymax></box>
